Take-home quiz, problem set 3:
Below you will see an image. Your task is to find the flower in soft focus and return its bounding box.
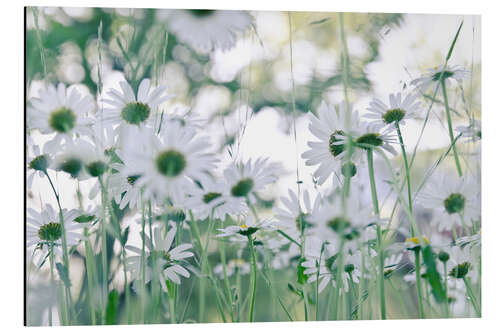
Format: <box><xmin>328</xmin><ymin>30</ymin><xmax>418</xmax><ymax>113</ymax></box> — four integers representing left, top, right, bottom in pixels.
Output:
<box><xmin>50</xmin><ymin>139</ymin><xmax>96</xmax><ymax>180</ymax></box>
<box><xmin>224</xmin><ymin>158</ymin><xmax>278</xmax><ymax>200</ymax></box>
<box><xmin>27</xmin><ymin>204</ymin><xmax>84</xmax><ymax>262</ymax></box>
<box><xmin>365</xmin><ymin>92</ymin><xmax>421</xmax><ymax>130</ymax></box>
<box><xmin>29</xmin><ymin>83</ymin><xmax>94</xmax><ymax>150</ymax></box>
<box><xmin>157</xmin><ymin>9</ymin><xmax>253</xmax><ymax>53</ymax></box>
<box><xmin>185</xmin><ymin>176</ymin><xmax>247</xmax><ymax>221</ymax></box>
<box><xmin>411</xmin><ymin>64</ymin><xmax>470</xmax><ymax>92</ymax></box>
<box><xmin>273</xmin><ymin>189</ymin><xmax>321</xmax><ymax>235</ymax></box>
<box><xmin>216</xmin><ymin>216</ymin><xmax>274</xmax><ymax>241</ymax></box>
<box><xmin>448</xmin><ymin>245</ymin><xmax>478</xmax><ymax>282</ymax></box>
<box><xmin>120</xmin><ymin>122</ymin><xmax>217</xmax><ymax>203</ymax></box>
<box><xmin>301</xmin><ymin>101</ymin><xmax>362</xmax><ymax>185</ymax></box>
<box><xmin>100</xmin><ymin>78</ymin><xmax>171</xmax><ymax>129</ymax></box>
<box><xmin>418</xmin><ymin>172</ymin><xmax>480</xmax><ymax>232</ymax></box>
<box><xmin>383</xmin><ymin>253</ymin><xmax>403</xmax><ymax>278</ymax></box>
<box><xmin>456</xmin><ymin>119</ymin><xmax>481</xmax><ymax>143</ymax></box>
<box><xmin>126</xmin><ymin>225</ymin><xmax>193</xmax><ymax>289</ymax></box>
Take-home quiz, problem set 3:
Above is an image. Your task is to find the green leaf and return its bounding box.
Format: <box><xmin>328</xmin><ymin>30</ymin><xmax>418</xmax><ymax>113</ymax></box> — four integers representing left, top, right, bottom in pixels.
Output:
<box><xmin>56</xmin><ymin>263</ymin><xmax>71</xmax><ymax>288</ymax></box>
<box><xmin>74</xmin><ymin>214</ymin><xmax>96</xmax><ymax>223</ymax></box>
<box><xmin>105</xmin><ymin>289</ymin><xmax>120</xmax><ymax>325</ymax></box>
<box><xmin>422</xmin><ymin>245</ymin><xmax>446</xmax><ymax>303</ymax></box>
<box><xmin>287</xmin><ymin>282</ymin><xmax>303</xmax><ymax>297</ymax></box>
<box><xmin>446</xmin><ymin>20</ymin><xmax>464</xmax><ymax>61</ymax></box>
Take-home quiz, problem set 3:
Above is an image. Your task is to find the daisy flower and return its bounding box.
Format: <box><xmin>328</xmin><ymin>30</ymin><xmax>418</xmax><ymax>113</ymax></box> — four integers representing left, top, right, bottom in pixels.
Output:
<box><xmin>456</xmin><ymin>119</ymin><xmax>481</xmax><ymax>142</ymax></box>
<box><xmin>365</xmin><ymin>92</ymin><xmax>421</xmax><ymax>130</ymax></box>
<box><xmin>224</xmin><ymin>158</ymin><xmax>278</xmax><ymax>200</ymax></box>
<box><xmin>49</xmin><ymin>139</ymin><xmax>96</xmax><ymax>180</ymax></box>
<box><xmin>120</xmin><ymin>122</ymin><xmax>217</xmax><ymax>204</ymax></box>
<box><xmin>157</xmin><ymin>9</ymin><xmax>253</xmax><ymax>53</ymax></box>
<box><xmin>448</xmin><ymin>245</ymin><xmax>478</xmax><ymax>282</ymax></box>
<box><xmin>27</xmin><ymin>204</ymin><xmax>84</xmax><ymax>261</ymax></box>
<box><xmin>185</xmin><ymin>176</ymin><xmax>247</xmax><ymax>221</ymax></box>
<box><xmin>27</xmin><ymin>144</ymin><xmax>49</xmax><ymax>189</ymax></box>
<box><xmin>411</xmin><ymin>64</ymin><xmax>470</xmax><ymax>92</ymax></box>
<box><xmin>350</xmin><ymin>121</ymin><xmax>398</xmax><ymax>156</ymax></box>
<box><xmin>126</xmin><ymin>225</ymin><xmax>194</xmax><ymax>289</ymax></box>
<box><xmin>418</xmin><ymin>172</ymin><xmax>480</xmax><ymax>232</ymax></box>
<box><xmin>100</xmin><ymin>78</ymin><xmax>171</xmax><ymax>129</ymax></box>
<box><xmin>301</xmin><ymin>101</ymin><xmax>361</xmax><ymax>185</ymax></box>
<box><xmin>106</xmin><ymin>163</ymin><xmax>142</xmax><ymax>210</ymax></box>
<box><xmin>383</xmin><ymin>253</ymin><xmax>404</xmax><ymax>278</ymax></box>
<box><xmin>28</xmin><ymin>83</ymin><xmax>94</xmax><ymax>151</ymax></box>
<box><xmin>273</xmin><ymin>189</ymin><xmax>321</xmax><ymax>235</ymax></box>
<box><xmin>216</xmin><ymin>216</ymin><xmax>274</xmax><ymax>241</ymax></box>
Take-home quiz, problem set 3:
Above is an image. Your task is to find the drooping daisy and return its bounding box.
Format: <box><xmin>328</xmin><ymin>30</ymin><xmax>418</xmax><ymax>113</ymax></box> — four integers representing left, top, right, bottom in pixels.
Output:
<box><xmin>106</xmin><ymin>162</ymin><xmax>142</xmax><ymax>210</ymax></box>
<box><xmin>28</xmin><ymin>83</ymin><xmax>94</xmax><ymax>151</ymax></box>
<box><xmin>27</xmin><ymin>204</ymin><xmax>84</xmax><ymax>261</ymax></box>
<box><xmin>120</xmin><ymin>122</ymin><xmax>217</xmax><ymax>204</ymax></box>
<box><xmin>302</xmin><ymin>101</ymin><xmax>362</xmax><ymax>185</ymax></box>
<box><xmin>27</xmin><ymin>144</ymin><xmax>49</xmax><ymax>189</ymax></box>
<box><xmin>185</xmin><ymin>176</ymin><xmax>247</xmax><ymax>221</ymax></box>
<box><xmin>365</xmin><ymin>92</ymin><xmax>421</xmax><ymax>130</ymax></box>
<box><xmin>157</xmin><ymin>9</ymin><xmax>253</xmax><ymax>53</ymax></box>
<box><xmin>126</xmin><ymin>225</ymin><xmax>194</xmax><ymax>289</ymax></box>
<box><xmin>417</xmin><ymin>172</ymin><xmax>480</xmax><ymax>232</ymax></box>
<box><xmin>273</xmin><ymin>189</ymin><xmax>321</xmax><ymax>235</ymax></box>
<box><xmin>224</xmin><ymin>158</ymin><xmax>278</xmax><ymax>200</ymax></box>
<box><xmin>447</xmin><ymin>245</ymin><xmax>478</xmax><ymax>283</ymax></box>
<box><xmin>411</xmin><ymin>64</ymin><xmax>470</xmax><ymax>92</ymax></box>
<box><xmin>100</xmin><ymin>78</ymin><xmax>171</xmax><ymax>129</ymax></box>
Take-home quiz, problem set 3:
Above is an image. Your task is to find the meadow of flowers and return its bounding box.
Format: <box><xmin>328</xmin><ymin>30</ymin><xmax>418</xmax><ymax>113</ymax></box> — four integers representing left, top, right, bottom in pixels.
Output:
<box><xmin>25</xmin><ymin>7</ymin><xmax>481</xmax><ymax>326</ymax></box>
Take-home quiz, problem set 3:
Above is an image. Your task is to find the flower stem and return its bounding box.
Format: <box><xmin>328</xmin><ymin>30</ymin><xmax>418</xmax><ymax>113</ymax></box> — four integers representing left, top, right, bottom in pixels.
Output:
<box><xmin>443</xmin><ymin>261</ymin><xmax>449</xmax><ymax>317</ymax></box>
<box><xmin>414</xmin><ymin>247</ymin><xmax>425</xmax><ymax>318</ymax></box>
<box><xmin>98</xmin><ymin>177</ymin><xmax>108</xmax><ymax>324</ymax></box>
<box><xmin>463</xmin><ymin>277</ymin><xmax>480</xmax><ymax>316</ymax></box>
<box><xmin>395</xmin><ymin>122</ymin><xmax>414</xmax><ymax>227</ymax></box>
<box><xmin>366</xmin><ymin>149</ymin><xmax>386</xmax><ymax>320</ymax></box>
<box><xmin>440</xmin><ymin>78</ymin><xmax>463</xmax><ymax>177</ymax></box>
<box><xmin>48</xmin><ymin>242</ymin><xmax>55</xmax><ymax>326</ymax></box>
<box><xmin>247</xmin><ymin>235</ymin><xmax>257</xmax><ymax>322</ymax></box>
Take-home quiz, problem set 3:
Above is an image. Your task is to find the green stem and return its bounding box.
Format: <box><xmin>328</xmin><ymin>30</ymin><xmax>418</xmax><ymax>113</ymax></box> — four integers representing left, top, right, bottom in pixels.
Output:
<box><xmin>140</xmin><ymin>196</ymin><xmax>147</xmax><ymax>323</ymax></box>
<box><xmin>414</xmin><ymin>248</ymin><xmax>425</xmax><ymax>318</ymax></box>
<box><xmin>440</xmin><ymin>78</ymin><xmax>463</xmax><ymax>177</ymax></box>
<box><xmin>48</xmin><ymin>242</ymin><xmax>55</xmax><ymax>326</ymax></box>
<box><xmin>395</xmin><ymin>122</ymin><xmax>414</xmax><ymax>230</ymax></box>
<box><xmin>366</xmin><ymin>149</ymin><xmax>386</xmax><ymax>320</ymax></box>
<box><xmin>463</xmin><ymin>277</ymin><xmax>480</xmax><ymax>316</ymax></box>
<box><xmin>248</xmin><ymin>235</ymin><xmax>258</xmax><ymax>322</ymax></box>
<box><xmin>443</xmin><ymin>262</ymin><xmax>449</xmax><ymax>317</ymax></box>
<box><xmin>83</xmin><ymin>228</ymin><xmax>96</xmax><ymax>325</ymax></box>
<box><xmin>98</xmin><ymin>177</ymin><xmax>108</xmax><ymax>324</ymax></box>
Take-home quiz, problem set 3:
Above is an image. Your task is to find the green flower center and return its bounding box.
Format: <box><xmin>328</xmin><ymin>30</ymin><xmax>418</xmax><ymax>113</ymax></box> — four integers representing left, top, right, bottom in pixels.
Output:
<box><xmin>238</xmin><ymin>225</ymin><xmax>259</xmax><ymax>236</ymax></box>
<box><xmin>166</xmin><ymin>209</ymin><xmax>186</xmax><ymax>223</ymax></box>
<box><xmin>203</xmin><ymin>192</ymin><xmax>222</xmax><ymax>204</ymax></box>
<box><xmin>49</xmin><ymin>107</ymin><xmax>76</xmax><ymax>133</ymax></box>
<box><xmin>327</xmin><ymin>216</ymin><xmax>351</xmax><ymax>232</ymax></box>
<box><xmin>29</xmin><ymin>155</ymin><xmax>48</xmax><ymax>172</ymax></box>
<box><xmin>438</xmin><ymin>251</ymin><xmax>450</xmax><ymax>263</ymax></box>
<box><xmin>432</xmin><ymin>70</ymin><xmax>455</xmax><ymax>82</ymax></box>
<box><xmin>355</xmin><ymin>133</ymin><xmax>383</xmax><ymax>148</ymax></box>
<box><xmin>86</xmin><ymin>161</ymin><xmax>107</xmax><ymax>177</ymax></box>
<box><xmin>148</xmin><ymin>250</ymin><xmax>173</xmax><ymax>270</ymax></box>
<box><xmin>341</xmin><ymin>162</ymin><xmax>357</xmax><ymax>178</ymax></box>
<box><xmin>189</xmin><ymin>9</ymin><xmax>216</xmax><ymax>17</ymax></box>
<box><xmin>476</xmin><ymin>130</ymin><xmax>482</xmax><ymax>139</ymax></box>
<box><xmin>443</xmin><ymin>193</ymin><xmax>465</xmax><ymax>214</ymax></box>
<box><xmin>38</xmin><ymin>222</ymin><xmax>62</xmax><ymax>242</ymax></box>
<box><xmin>231</xmin><ymin>178</ymin><xmax>254</xmax><ymax>197</ymax></box>
<box><xmin>329</xmin><ymin>130</ymin><xmax>346</xmax><ymax>157</ymax></box>
<box><xmin>127</xmin><ymin>174</ymin><xmax>141</xmax><ymax>185</ymax></box>
<box><xmin>383</xmin><ymin>108</ymin><xmax>406</xmax><ymax>124</ymax></box>
<box><xmin>155</xmin><ymin>150</ymin><xmax>186</xmax><ymax>177</ymax></box>
<box><xmin>121</xmin><ymin>102</ymin><xmax>151</xmax><ymax>125</ymax></box>
<box><xmin>449</xmin><ymin>262</ymin><xmax>471</xmax><ymax>279</ymax></box>
<box><xmin>59</xmin><ymin>158</ymin><xmax>83</xmax><ymax>178</ymax></box>
<box><xmin>344</xmin><ymin>263</ymin><xmax>355</xmax><ymax>273</ymax></box>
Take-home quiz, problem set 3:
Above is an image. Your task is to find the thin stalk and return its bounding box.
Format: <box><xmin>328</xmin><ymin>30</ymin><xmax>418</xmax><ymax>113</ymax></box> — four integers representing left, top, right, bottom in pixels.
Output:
<box><xmin>98</xmin><ymin>177</ymin><xmax>108</xmax><ymax>324</ymax></box>
<box><xmin>414</xmin><ymin>248</ymin><xmax>425</xmax><ymax>318</ymax></box>
<box><xmin>395</xmin><ymin>122</ymin><xmax>414</xmax><ymax>231</ymax></box>
<box><xmin>443</xmin><ymin>262</ymin><xmax>449</xmax><ymax>317</ymax></box>
<box><xmin>366</xmin><ymin>149</ymin><xmax>386</xmax><ymax>320</ymax></box>
<box><xmin>140</xmin><ymin>196</ymin><xmax>147</xmax><ymax>323</ymax></box>
<box><xmin>48</xmin><ymin>243</ymin><xmax>55</xmax><ymax>326</ymax></box>
<box><xmin>248</xmin><ymin>235</ymin><xmax>258</xmax><ymax>322</ymax></box>
<box><xmin>83</xmin><ymin>228</ymin><xmax>96</xmax><ymax>325</ymax></box>
<box><xmin>440</xmin><ymin>78</ymin><xmax>463</xmax><ymax>177</ymax></box>
<box><xmin>463</xmin><ymin>277</ymin><xmax>480</xmax><ymax>316</ymax></box>
<box><xmin>219</xmin><ymin>230</ymin><xmax>235</xmax><ymax>321</ymax></box>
